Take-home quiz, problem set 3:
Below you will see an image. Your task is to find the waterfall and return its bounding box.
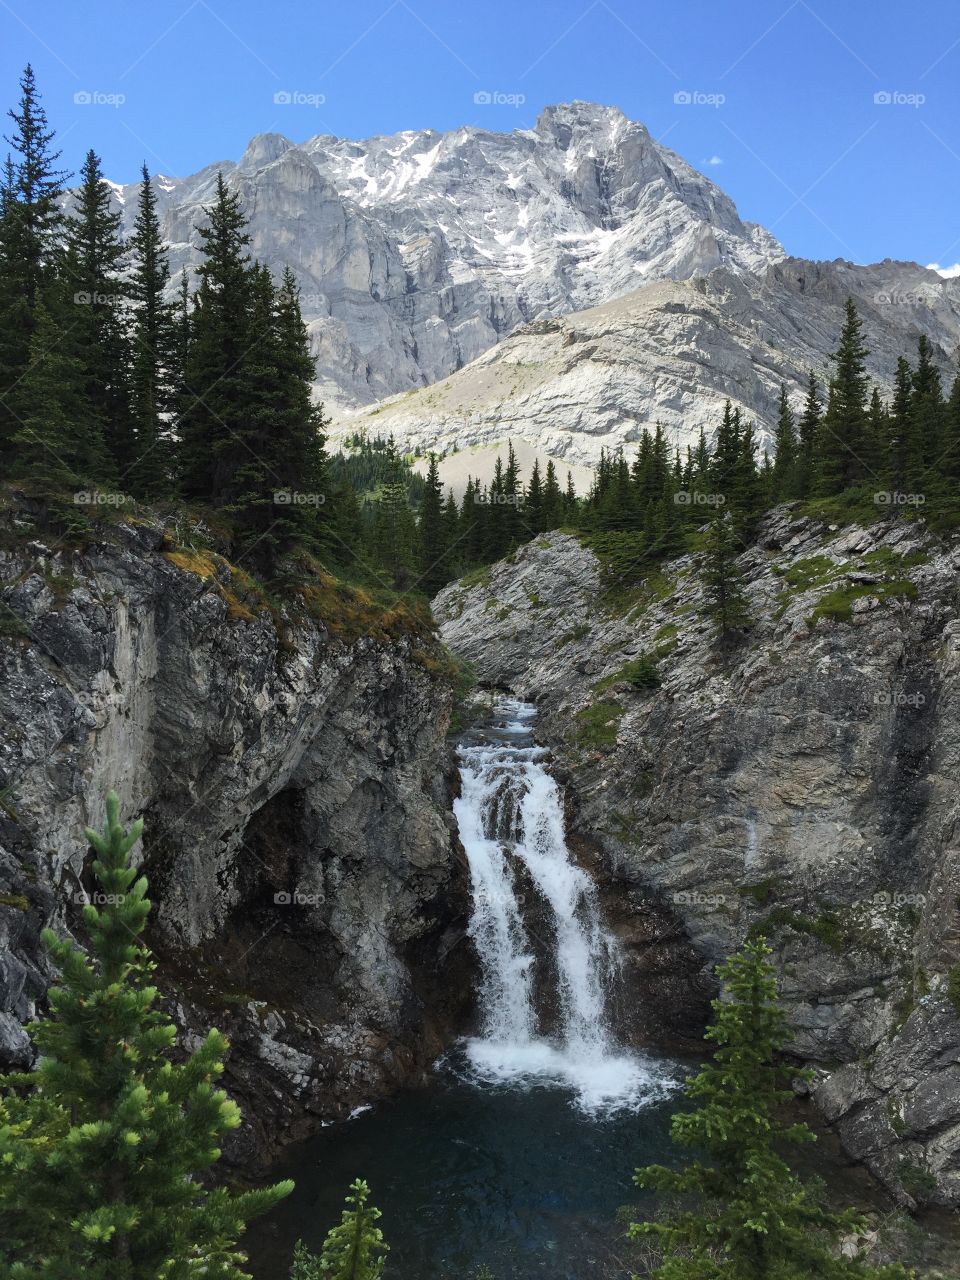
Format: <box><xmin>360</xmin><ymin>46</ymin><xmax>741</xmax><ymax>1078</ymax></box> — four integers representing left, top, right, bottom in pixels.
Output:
<box><xmin>454</xmin><ymin>696</ymin><xmax>672</xmax><ymax>1115</ymax></box>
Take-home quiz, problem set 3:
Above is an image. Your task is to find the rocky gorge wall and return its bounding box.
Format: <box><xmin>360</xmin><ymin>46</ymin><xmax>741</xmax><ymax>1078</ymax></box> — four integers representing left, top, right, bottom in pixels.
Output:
<box><xmin>434</xmin><ymin>512</ymin><xmax>960</xmax><ymax>1208</ymax></box>
<box><xmin>0</xmin><ymin>514</ymin><xmax>473</xmax><ymax>1162</ymax></box>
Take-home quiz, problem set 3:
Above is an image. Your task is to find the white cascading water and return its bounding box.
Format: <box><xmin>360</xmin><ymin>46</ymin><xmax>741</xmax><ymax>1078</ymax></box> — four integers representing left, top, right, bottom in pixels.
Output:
<box><xmin>454</xmin><ymin>696</ymin><xmax>672</xmax><ymax>1115</ymax></box>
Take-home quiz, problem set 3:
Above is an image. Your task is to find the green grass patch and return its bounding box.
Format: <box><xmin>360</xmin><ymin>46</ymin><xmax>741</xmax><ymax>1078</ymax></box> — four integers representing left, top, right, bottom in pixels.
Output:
<box><xmin>739</xmin><ymin>878</ymin><xmax>780</xmax><ymax>907</ymax></box>
<box><xmin>779</xmin><ymin>555</ymin><xmax>838</xmax><ymax>590</ymax></box>
<box><xmin>459</xmin><ymin>565</ymin><xmax>493</xmax><ymax>590</ymax></box>
<box><xmin>807</xmin><ymin>578</ymin><xmax>917</xmax><ymax>626</ymax></box>
<box><xmin>593</xmin><ymin>653</ymin><xmax>661</xmax><ymax>694</ymax></box>
<box><xmin>748</xmin><ymin>905</ymin><xmax>892</xmax><ymax>959</ymax></box>
<box><xmin>556</xmin><ymin>623</ymin><xmax>591</xmax><ymax>649</ymax></box>
<box><xmin>573</xmin><ymin>700</ymin><xmax>624</xmax><ymax>748</ymax></box>
<box><xmin>947</xmin><ymin>963</ymin><xmax>960</xmax><ymax>1018</ymax></box>
<box><xmin>0</xmin><ymin>600</ymin><xmax>30</xmax><ymax>639</ymax></box>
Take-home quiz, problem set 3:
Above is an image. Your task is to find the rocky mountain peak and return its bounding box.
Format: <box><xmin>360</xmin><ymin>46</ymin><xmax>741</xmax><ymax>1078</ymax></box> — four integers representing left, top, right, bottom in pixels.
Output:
<box><xmin>533</xmin><ymin>99</ymin><xmax>633</xmax><ymax>145</ymax></box>
<box><xmin>108</xmin><ymin>102</ymin><xmax>784</xmax><ymax>410</ymax></box>
<box><xmin>238</xmin><ymin>132</ymin><xmax>294</xmax><ymax>172</ymax></box>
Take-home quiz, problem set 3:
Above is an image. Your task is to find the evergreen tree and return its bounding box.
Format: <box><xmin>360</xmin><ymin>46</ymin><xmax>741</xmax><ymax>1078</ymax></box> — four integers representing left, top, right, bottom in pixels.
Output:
<box><xmin>0</xmin><ymin>792</ymin><xmax>293</xmax><ymax>1279</ymax></box>
<box><xmin>816</xmin><ymin>299</ymin><xmax>870</xmax><ymax>495</ymax></box>
<box><xmin>482</xmin><ymin>455</ymin><xmax>508</xmax><ymax>562</ymax></box>
<box><xmin>944</xmin><ymin>370</ymin><xmax>960</xmax><ymax>485</ymax></box>
<box><xmin>701</xmin><ymin>512</ymin><xmax>750</xmax><ymax>651</ymax></box>
<box><xmin>440</xmin><ymin>489</ymin><xmax>461</xmax><ymax>575</ymax></box>
<box><xmin>563</xmin><ymin>470</ymin><xmax>577</xmax><ymax>520</ymax></box>
<box><xmin>372</xmin><ymin>439</ymin><xmax>416</xmax><ymax>588</ymax></box>
<box><xmin>631</xmin><ymin>938</ymin><xmax>911</xmax><ymax>1279</ymax></box>
<box><xmin>733</xmin><ymin>418</ymin><xmax>761</xmax><ymax>519</ymax></box>
<box><xmin>127</xmin><ymin>164</ymin><xmax>177</xmax><ymax>497</ymax></box>
<box><xmin>501</xmin><ymin>441</ymin><xmax>525</xmax><ymax>549</ymax></box>
<box><xmin>418</xmin><ymin>452</ymin><xmax>447</xmax><ymax>593</ymax></box>
<box><xmin>866</xmin><ymin>388</ymin><xmax>888</xmax><ymax>494</ymax></box>
<box><xmin>886</xmin><ymin>357</ymin><xmax>919</xmax><ymax>500</ymax></box>
<box><xmin>0</xmin><ymin>65</ymin><xmax>67</xmax><ymax>453</ymax></box>
<box><xmin>233</xmin><ymin>264</ymin><xmax>329</xmax><ymax>569</ymax></box>
<box><xmin>461</xmin><ymin>476</ymin><xmax>486</xmax><ymax>564</ymax></box>
<box><xmin>771</xmin><ymin>384</ymin><xmax>797</xmax><ymax>500</ymax></box>
<box><xmin>910</xmin><ymin>334</ymin><xmax>945</xmax><ymax>490</ymax></box>
<box><xmin>525</xmin><ymin>458</ymin><xmax>543</xmax><ymax>534</ymax></box>
<box><xmin>10</xmin><ymin>298</ymin><xmax>108</xmax><ymax>490</ymax></box>
<box><xmin>63</xmin><ymin>148</ymin><xmax>132</xmax><ymax>475</ymax></box>
<box><xmin>710</xmin><ymin>401</ymin><xmax>741</xmax><ymax>502</ymax></box>
<box><xmin>290</xmin><ymin>1179</ymin><xmax>388</xmax><ymax>1280</ymax></box>
<box><xmin>541</xmin><ymin>460</ymin><xmax>563</xmax><ymax>530</ymax></box>
<box><xmin>795</xmin><ymin>371</ymin><xmax>822</xmax><ymax>500</ymax></box>
<box><xmin>178</xmin><ymin>172</ymin><xmax>254</xmax><ymax>504</ymax></box>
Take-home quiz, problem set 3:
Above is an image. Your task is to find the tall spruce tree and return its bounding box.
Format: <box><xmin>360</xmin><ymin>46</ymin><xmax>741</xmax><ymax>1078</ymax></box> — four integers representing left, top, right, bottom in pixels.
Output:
<box><xmin>886</xmin><ymin>356</ymin><xmax>920</xmax><ymax>500</ymax></box>
<box><xmin>418</xmin><ymin>452</ymin><xmax>447</xmax><ymax>593</ymax></box>
<box><xmin>525</xmin><ymin>458</ymin><xmax>544</xmax><ymax>533</ymax></box>
<box><xmin>10</xmin><ymin>298</ymin><xmax>109</xmax><ymax>491</ymax></box>
<box><xmin>771</xmin><ymin>384</ymin><xmax>797</xmax><ymax>500</ymax></box>
<box><xmin>795</xmin><ymin>371</ymin><xmax>822</xmax><ymax>499</ymax></box>
<box><xmin>127</xmin><ymin>164</ymin><xmax>177</xmax><ymax>497</ymax></box>
<box><xmin>710</xmin><ymin>401</ymin><xmax>742</xmax><ymax>503</ymax></box>
<box><xmin>371</xmin><ymin>439</ymin><xmax>416</xmax><ymax>588</ymax></box>
<box><xmin>229</xmin><ymin>264</ymin><xmax>330</xmax><ymax>570</ymax></box>
<box><xmin>63</xmin><ymin>148</ymin><xmax>133</xmax><ymax>476</ymax></box>
<box><xmin>910</xmin><ymin>334</ymin><xmax>945</xmax><ymax>492</ymax></box>
<box><xmin>816</xmin><ymin>299</ymin><xmax>870</xmax><ymax>495</ymax></box>
<box><xmin>0</xmin><ymin>792</ymin><xmax>293</xmax><ymax>1279</ymax></box>
<box><xmin>945</xmin><ymin>370</ymin><xmax>960</xmax><ymax>484</ymax></box>
<box><xmin>701</xmin><ymin>511</ymin><xmax>750</xmax><ymax>651</ymax></box>
<box><xmin>541</xmin><ymin>459</ymin><xmax>563</xmax><ymax>530</ymax></box>
<box><xmin>631</xmin><ymin>938</ymin><xmax>911</xmax><ymax>1279</ymax></box>
<box><xmin>178</xmin><ymin>172</ymin><xmax>254</xmax><ymax>504</ymax></box>
<box><xmin>0</xmin><ymin>65</ymin><xmax>67</xmax><ymax>454</ymax></box>
<box><xmin>563</xmin><ymin>469</ymin><xmax>577</xmax><ymax>520</ymax></box>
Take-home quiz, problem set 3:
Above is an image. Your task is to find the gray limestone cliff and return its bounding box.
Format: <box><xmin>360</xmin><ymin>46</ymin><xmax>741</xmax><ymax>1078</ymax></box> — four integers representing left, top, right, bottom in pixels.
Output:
<box><xmin>0</xmin><ymin>512</ymin><xmax>472</xmax><ymax>1160</ymax></box>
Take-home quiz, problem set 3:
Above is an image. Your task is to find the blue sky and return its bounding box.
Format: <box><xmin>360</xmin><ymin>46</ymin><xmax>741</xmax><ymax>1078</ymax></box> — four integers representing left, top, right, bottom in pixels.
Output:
<box><xmin>2</xmin><ymin>0</ymin><xmax>959</xmax><ymax>271</ymax></box>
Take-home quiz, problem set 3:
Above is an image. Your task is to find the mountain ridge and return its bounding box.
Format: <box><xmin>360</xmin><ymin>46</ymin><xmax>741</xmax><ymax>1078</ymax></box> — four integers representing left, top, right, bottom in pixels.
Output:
<box><xmin>103</xmin><ymin>101</ymin><xmax>784</xmax><ymax>410</ymax></box>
